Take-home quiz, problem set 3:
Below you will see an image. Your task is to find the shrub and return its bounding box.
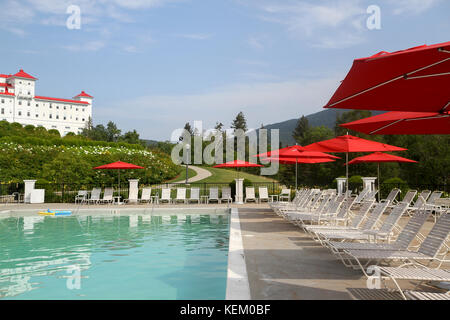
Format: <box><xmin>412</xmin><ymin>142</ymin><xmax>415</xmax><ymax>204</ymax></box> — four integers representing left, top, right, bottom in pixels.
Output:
<box><xmin>348</xmin><ymin>175</ymin><xmax>363</xmax><ymax>194</ymax></box>
<box><xmin>381</xmin><ymin>177</ymin><xmax>409</xmax><ymax>199</ymax></box>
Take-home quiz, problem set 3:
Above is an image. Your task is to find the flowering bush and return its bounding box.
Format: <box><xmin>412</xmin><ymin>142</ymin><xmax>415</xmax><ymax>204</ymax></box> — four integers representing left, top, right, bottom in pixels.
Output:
<box><xmin>0</xmin><ymin>142</ymin><xmax>179</xmax><ymax>185</ymax></box>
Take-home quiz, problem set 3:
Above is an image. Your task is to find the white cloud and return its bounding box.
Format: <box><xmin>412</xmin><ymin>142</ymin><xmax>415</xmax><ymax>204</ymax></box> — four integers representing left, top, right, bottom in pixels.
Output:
<box><xmin>62</xmin><ymin>40</ymin><xmax>106</xmax><ymax>52</ymax></box>
<box><xmin>242</xmin><ymin>0</ymin><xmax>368</xmax><ymax>48</ymax></box>
<box><xmin>95</xmin><ymin>76</ymin><xmax>341</xmax><ymax>140</ymax></box>
<box><xmin>388</xmin><ymin>0</ymin><xmax>442</xmax><ymax>15</ymax></box>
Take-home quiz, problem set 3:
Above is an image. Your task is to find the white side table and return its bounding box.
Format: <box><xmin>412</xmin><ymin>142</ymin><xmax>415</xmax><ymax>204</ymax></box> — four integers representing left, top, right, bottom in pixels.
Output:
<box><xmin>30</xmin><ymin>189</ymin><xmax>45</xmax><ymax>204</ymax></box>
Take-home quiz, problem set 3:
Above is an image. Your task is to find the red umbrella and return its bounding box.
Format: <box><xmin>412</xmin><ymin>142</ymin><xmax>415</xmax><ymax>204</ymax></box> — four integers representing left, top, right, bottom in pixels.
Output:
<box><xmin>346</xmin><ymin>152</ymin><xmax>417</xmax><ymax>201</ymax></box>
<box><xmin>255</xmin><ymin>145</ymin><xmax>340</xmax><ymax>159</ymax></box>
<box><xmin>93</xmin><ymin>161</ymin><xmax>145</xmax><ymax>198</ymax></box>
<box><xmin>213</xmin><ymin>160</ymin><xmax>262</xmax><ymax>179</ymax></box>
<box><xmin>324</xmin><ymin>41</ymin><xmax>450</xmax><ymax>113</ymax></box>
<box><xmin>304</xmin><ymin>135</ymin><xmax>407</xmax><ymax>194</ymax></box>
<box><xmin>340</xmin><ymin>111</ymin><xmax>450</xmax><ymax>135</ymax></box>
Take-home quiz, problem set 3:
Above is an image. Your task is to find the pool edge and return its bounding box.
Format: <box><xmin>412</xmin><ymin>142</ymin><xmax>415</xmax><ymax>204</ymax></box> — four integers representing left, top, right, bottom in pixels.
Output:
<box><xmin>225</xmin><ymin>208</ymin><xmax>251</xmax><ymax>300</ymax></box>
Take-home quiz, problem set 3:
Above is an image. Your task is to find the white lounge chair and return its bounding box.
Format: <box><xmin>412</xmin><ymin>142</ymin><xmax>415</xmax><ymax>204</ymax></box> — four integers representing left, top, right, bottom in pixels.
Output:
<box><xmin>75</xmin><ymin>190</ymin><xmax>88</xmax><ymax>204</ymax></box>
<box><xmin>220</xmin><ymin>187</ymin><xmax>232</xmax><ymax>204</ymax></box>
<box><xmin>159</xmin><ymin>188</ymin><xmax>171</xmax><ymax>204</ymax></box>
<box><xmin>245</xmin><ymin>187</ymin><xmax>257</xmax><ymax>203</ymax></box>
<box><xmin>343</xmin><ymin>211</ymin><xmax>450</xmax><ymax>276</ymax></box>
<box><xmin>139</xmin><ymin>188</ymin><xmax>152</xmax><ymax>203</ymax></box>
<box><xmin>401</xmin><ymin>189</ymin><xmax>417</xmax><ymax>206</ymax></box>
<box><xmin>87</xmin><ymin>188</ymin><xmax>101</xmax><ymax>204</ymax></box>
<box><xmin>258</xmin><ymin>187</ymin><xmax>269</xmax><ymax>203</ymax></box>
<box><xmin>208</xmin><ymin>187</ymin><xmax>219</xmax><ymax>204</ymax></box>
<box><xmin>174</xmin><ymin>188</ymin><xmax>187</xmax><ymax>204</ymax></box>
<box><xmin>279</xmin><ymin>188</ymin><xmax>291</xmax><ymax>202</ymax></box>
<box><xmin>100</xmin><ymin>187</ymin><xmax>114</xmax><ymax>204</ymax></box>
<box><xmin>188</xmin><ymin>188</ymin><xmax>200</xmax><ymax>203</ymax></box>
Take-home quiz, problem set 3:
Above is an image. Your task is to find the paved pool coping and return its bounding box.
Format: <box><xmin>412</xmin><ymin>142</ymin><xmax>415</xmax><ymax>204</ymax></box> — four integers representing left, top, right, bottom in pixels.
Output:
<box><xmin>226</xmin><ymin>208</ymin><xmax>251</xmax><ymax>300</ymax></box>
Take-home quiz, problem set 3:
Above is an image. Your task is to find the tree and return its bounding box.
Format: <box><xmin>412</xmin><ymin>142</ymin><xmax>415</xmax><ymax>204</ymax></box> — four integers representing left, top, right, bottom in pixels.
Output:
<box><xmin>106</xmin><ymin>121</ymin><xmax>121</xmax><ymax>142</ymax></box>
<box><xmin>183</xmin><ymin>122</ymin><xmax>193</xmax><ymax>135</ymax></box>
<box><xmin>214</xmin><ymin>122</ymin><xmax>224</xmax><ymax>132</ymax></box>
<box><xmin>335</xmin><ymin>110</ymin><xmax>372</xmax><ymax>136</ymax></box>
<box><xmin>292</xmin><ymin>115</ymin><xmax>309</xmax><ymax>145</ymax></box>
<box><xmin>120</xmin><ymin>130</ymin><xmax>140</xmax><ymax>145</ymax></box>
<box><xmin>231</xmin><ymin>111</ymin><xmax>247</xmax><ymax>132</ymax></box>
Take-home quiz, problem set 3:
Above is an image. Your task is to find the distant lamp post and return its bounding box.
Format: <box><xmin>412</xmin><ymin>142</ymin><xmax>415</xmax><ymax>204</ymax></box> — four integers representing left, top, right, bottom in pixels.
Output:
<box><xmin>185</xmin><ymin>144</ymin><xmax>190</xmax><ymax>184</ymax></box>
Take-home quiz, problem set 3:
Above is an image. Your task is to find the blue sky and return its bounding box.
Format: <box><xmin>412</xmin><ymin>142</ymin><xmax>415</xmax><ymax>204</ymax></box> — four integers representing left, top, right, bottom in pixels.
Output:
<box><xmin>0</xmin><ymin>0</ymin><xmax>448</xmax><ymax>140</ymax></box>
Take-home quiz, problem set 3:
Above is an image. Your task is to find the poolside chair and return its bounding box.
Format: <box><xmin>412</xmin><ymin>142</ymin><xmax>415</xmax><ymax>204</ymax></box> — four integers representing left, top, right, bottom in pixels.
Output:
<box><xmin>353</xmin><ymin>189</ymin><xmax>369</xmax><ymax>204</ymax></box>
<box><xmin>258</xmin><ymin>187</ymin><xmax>269</xmax><ymax>203</ymax></box>
<box><xmin>139</xmin><ymin>188</ymin><xmax>152</xmax><ymax>204</ymax></box>
<box><xmin>279</xmin><ymin>188</ymin><xmax>291</xmax><ymax>202</ymax></box>
<box><xmin>285</xmin><ymin>193</ymin><xmax>334</xmax><ymax>226</ymax></box>
<box><xmin>75</xmin><ymin>190</ymin><xmax>88</xmax><ymax>204</ymax></box>
<box><xmin>100</xmin><ymin>187</ymin><xmax>114</xmax><ymax>204</ymax></box>
<box><xmin>325</xmin><ymin>209</ymin><xmax>432</xmax><ymax>263</ymax></box>
<box><xmin>383</xmin><ymin>188</ymin><xmax>400</xmax><ymax>205</ymax></box>
<box><xmin>174</xmin><ymin>188</ymin><xmax>187</xmax><ymax>204</ymax></box>
<box><xmin>208</xmin><ymin>187</ymin><xmax>219</xmax><ymax>204</ymax></box>
<box><xmin>371</xmin><ymin>265</ymin><xmax>450</xmax><ymax>300</ymax></box>
<box><xmin>342</xmin><ymin>211</ymin><xmax>450</xmax><ymax>275</ymax></box>
<box><xmin>314</xmin><ymin>200</ymin><xmax>390</xmax><ymax>243</ymax></box>
<box><xmin>124</xmin><ymin>186</ymin><xmax>139</xmax><ymax>204</ymax></box>
<box><xmin>159</xmin><ymin>188</ymin><xmax>172</xmax><ymax>204</ymax></box>
<box><xmin>220</xmin><ymin>187</ymin><xmax>232</xmax><ymax>204</ymax></box>
<box><xmin>87</xmin><ymin>187</ymin><xmax>101</xmax><ymax>204</ymax></box>
<box><xmin>245</xmin><ymin>187</ymin><xmax>257</xmax><ymax>203</ymax></box>
<box><xmin>401</xmin><ymin>189</ymin><xmax>417</xmax><ymax>206</ymax></box>
<box><xmin>188</xmin><ymin>188</ymin><xmax>200</xmax><ymax>204</ymax></box>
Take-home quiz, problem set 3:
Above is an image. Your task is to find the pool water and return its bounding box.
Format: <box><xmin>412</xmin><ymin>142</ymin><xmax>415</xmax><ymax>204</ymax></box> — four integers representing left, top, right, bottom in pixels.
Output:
<box><xmin>0</xmin><ymin>212</ymin><xmax>230</xmax><ymax>300</ymax></box>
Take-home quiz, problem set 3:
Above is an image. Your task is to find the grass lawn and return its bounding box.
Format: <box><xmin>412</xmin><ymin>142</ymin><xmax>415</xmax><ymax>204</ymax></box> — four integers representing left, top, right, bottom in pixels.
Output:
<box><xmin>196</xmin><ymin>167</ymin><xmax>278</xmax><ymax>183</ymax></box>
<box><xmin>164</xmin><ymin>166</ymin><xmax>197</xmax><ymax>183</ymax></box>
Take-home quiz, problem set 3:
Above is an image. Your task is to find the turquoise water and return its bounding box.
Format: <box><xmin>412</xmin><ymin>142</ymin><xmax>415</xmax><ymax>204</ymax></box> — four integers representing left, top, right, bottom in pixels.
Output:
<box><xmin>0</xmin><ymin>212</ymin><xmax>230</xmax><ymax>300</ymax></box>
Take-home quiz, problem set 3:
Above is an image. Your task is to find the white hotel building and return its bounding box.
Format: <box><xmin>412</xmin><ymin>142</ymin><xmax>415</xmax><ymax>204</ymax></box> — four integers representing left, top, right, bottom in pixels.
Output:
<box><xmin>0</xmin><ymin>69</ymin><xmax>92</xmax><ymax>136</ymax></box>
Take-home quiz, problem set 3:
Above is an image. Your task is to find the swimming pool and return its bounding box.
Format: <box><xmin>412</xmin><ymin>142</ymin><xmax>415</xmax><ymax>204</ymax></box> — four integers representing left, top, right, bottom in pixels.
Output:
<box><xmin>0</xmin><ymin>209</ymin><xmax>230</xmax><ymax>300</ymax></box>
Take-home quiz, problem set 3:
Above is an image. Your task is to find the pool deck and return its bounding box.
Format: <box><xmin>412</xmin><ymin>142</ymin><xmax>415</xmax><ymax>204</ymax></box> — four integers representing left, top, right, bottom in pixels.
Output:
<box><xmin>2</xmin><ymin>202</ymin><xmax>447</xmax><ymax>300</ymax></box>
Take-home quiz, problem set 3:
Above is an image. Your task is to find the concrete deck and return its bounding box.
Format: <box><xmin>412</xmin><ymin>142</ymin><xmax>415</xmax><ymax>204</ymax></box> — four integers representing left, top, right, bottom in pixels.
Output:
<box><xmin>237</xmin><ymin>208</ymin><xmax>448</xmax><ymax>300</ymax></box>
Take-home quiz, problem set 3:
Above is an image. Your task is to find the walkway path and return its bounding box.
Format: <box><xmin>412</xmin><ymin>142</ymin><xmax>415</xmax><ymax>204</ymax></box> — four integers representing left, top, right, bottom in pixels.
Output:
<box><xmin>184</xmin><ymin>165</ymin><xmax>212</xmax><ymax>183</ymax></box>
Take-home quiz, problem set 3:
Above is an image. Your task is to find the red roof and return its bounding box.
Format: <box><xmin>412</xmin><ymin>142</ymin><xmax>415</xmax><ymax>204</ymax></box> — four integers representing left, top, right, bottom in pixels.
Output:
<box><xmin>0</xmin><ymin>74</ymin><xmax>11</xmax><ymax>78</ymax></box>
<box><xmin>12</xmin><ymin>69</ymin><xmax>37</xmax><ymax>80</ymax></box>
<box><xmin>0</xmin><ymin>83</ymin><xmax>12</xmax><ymax>88</ymax></box>
<box><xmin>0</xmin><ymin>92</ymin><xmax>15</xmax><ymax>96</ymax></box>
<box><xmin>75</xmin><ymin>91</ymin><xmax>93</xmax><ymax>98</ymax></box>
<box><xmin>35</xmin><ymin>96</ymin><xmax>89</xmax><ymax>105</ymax></box>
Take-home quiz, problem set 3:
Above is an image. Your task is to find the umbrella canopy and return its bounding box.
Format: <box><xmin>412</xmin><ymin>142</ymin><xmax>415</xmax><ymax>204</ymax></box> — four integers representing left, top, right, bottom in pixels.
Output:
<box><xmin>340</xmin><ymin>111</ymin><xmax>450</xmax><ymax>135</ymax></box>
<box><xmin>303</xmin><ymin>135</ymin><xmax>407</xmax><ymax>153</ymax></box>
<box><xmin>93</xmin><ymin>161</ymin><xmax>145</xmax><ymax>170</ymax></box>
<box><xmin>93</xmin><ymin>161</ymin><xmax>144</xmax><ymax>201</ymax></box>
<box><xmin>213</xmin><ymin>160</ymin><xmax>263</xmax><ymax>168</ymax></box>
<box><xmin>346</xmin><ymin>152</ymin><xmax>417</xmax><ymax>165</ymax></box>
<box><xmin>345</xmin><ymin>152</ymin><xmax>417</xmax><ymax>201</ymax></box>
<box><xmin>324</xmin><ymin>41</ymin><xmax>450</xmax><ymax>113</ymax></box>
<box><xmin>304</xmin><ymin>135</ymin><xmax>407</xmax><ymax>195</ymax></box>
<box><xmin>264</xmin><ymin>157</ymin><xmax>336</xmax><ymax>164</ymax></box>
<box><xmin>254</xmin><ymin>145</ymin><xmax>339</xmax><ymax>159</ymax></box>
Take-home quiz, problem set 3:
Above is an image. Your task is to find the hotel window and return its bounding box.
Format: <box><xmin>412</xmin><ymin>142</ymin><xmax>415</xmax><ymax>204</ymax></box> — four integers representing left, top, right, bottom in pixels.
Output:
<box><xmin>18</xmin><ymin>101</ymin><xmax>22</xmax><ymax>106</ymax></box>
<box><xmin>49</xmin><ymin>114</ymin><xmax>52</xmax><ymax>119</ymax></box>
<box><xmin>27</xmin><ymin>101</ymin><xmax>30</xmax><ymax>106</ymax></box>
<box><xmin>82</xmin><ymin>118</ymin><xmax>85</xmax><ymax>122</ymax></box>
<box><xmin>76</xmin><ymin>108</ymin><xmax>78</xmax><ymax>111</ymax></box>
<box><xmin>63</xmin><ymin>116</ymin><xmax>66</xmax><ymax>120</ymax></box>
<box><xmin>35</xmin><ymin>114</ymin><xmax>38</xmax><ymax>118</ymax></box>
<box><xmin>65</xmin><ymin>126</ymin><xmax>70</xmax><ymax>129</ymax></box>
<box><xmin>56</xmin><ymin>106</ymin><xmax>59</xmax><ymax>109</ymax></box>
<box><xmin>1</xmin><ymin>108</ymin><xmax>4</xmax><ymax>114</ymax></box>
<box><xmin>1</xmin><ymin>99</ymin><xmax>4</xmax><ymax>103</ymax></box>
<box><xmin>49</xmin><ymin>104</ymin><xmax>52</xmax><ymax>109</ymax></box>
<box><xmin>63</xmin><ymin>106</ymin><xmax>66</xmax><ymax>110</ymax></box>
<box><xmin>18</xmin><ymin>111</ymin><xmax>22</xmax><ymax>116</ymax></box>
<box><xmin>56</xmin><ymin>115</ymin><xmax>59</xmax><ymax>119</ymax></box>
<box><xmin>52</xmin><ymin>125</ymin><xmax>57</xmax><ymax>129</ymax></box>
<box><xmin>27</xmin><ymin>111</ymin><xmax>30</xmax><ymax>117</ymax></box>
<box><xmin>36</xmin><ymin>104</ymin><xmax>39</xmax><ymax>107</ymax></box>
<box><xmin>27</xmin><ymin>91</ymin><xmax>30</xmax><ymax>95</ymax></box>
<box><xmin>76</xmin><ymin>117</ymin><xmax>78</xmax><ymax>121</ymax></box>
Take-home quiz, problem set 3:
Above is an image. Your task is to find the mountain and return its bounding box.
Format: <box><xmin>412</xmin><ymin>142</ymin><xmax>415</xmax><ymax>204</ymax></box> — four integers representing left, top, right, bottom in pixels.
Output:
<box><xmin>260</xmin><ymin>109</ymin><xmax>382</xmax><ymax>146</ymax></box>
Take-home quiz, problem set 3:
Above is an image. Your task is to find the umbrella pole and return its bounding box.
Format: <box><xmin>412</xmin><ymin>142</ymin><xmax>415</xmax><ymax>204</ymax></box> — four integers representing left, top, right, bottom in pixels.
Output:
<box><xmin>118</xmin><ymin>169</ymin><xmax>120</xmax><ymax>201</ymax></box>
<box><xmin>295</xmin><ymin>158</ymin><xmax>298</xmax><ymax>190</ymax></box>
<box><xmin>377</xmin><ymin>163</ymin><xmax>380</xmax><ymax>202</ymax></box>
<box><xmin>346</xmin><ymin>152</ymin><xmax>349</xmax><ymax>196</ymax></box>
